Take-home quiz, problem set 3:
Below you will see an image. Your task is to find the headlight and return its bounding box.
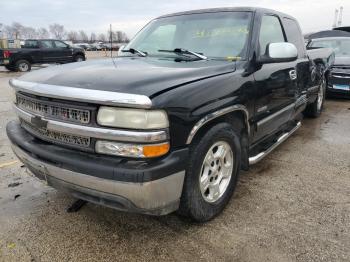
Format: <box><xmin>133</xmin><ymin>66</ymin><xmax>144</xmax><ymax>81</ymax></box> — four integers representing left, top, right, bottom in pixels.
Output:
<box><xmin>95</xmin><ymin>141</ymin><xmax>170</xmax><ymax>158</ymax></box>
<box><xmin>97</xmin><ymin>106</ymin><xmax>169</xmax><ymax>129</ymax></box>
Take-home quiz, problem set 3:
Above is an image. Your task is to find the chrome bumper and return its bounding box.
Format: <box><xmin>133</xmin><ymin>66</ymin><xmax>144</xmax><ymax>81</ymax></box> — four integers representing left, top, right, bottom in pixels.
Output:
<box><xmin>12</xmin><ymin>145</ymin><xmax>185</xmax><ymax>215</ymax></box>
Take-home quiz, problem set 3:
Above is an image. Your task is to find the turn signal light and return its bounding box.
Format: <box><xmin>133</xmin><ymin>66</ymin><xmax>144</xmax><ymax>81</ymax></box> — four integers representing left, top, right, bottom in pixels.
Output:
<box><xmin>95</xmin><ymin>141</ymin><xmax>170</xmax><ymax>158</ymax></box>
<box><xmin>143</xmin><ymin>143</ymin><xmax>170</xmax><ymax>158</ymax></box>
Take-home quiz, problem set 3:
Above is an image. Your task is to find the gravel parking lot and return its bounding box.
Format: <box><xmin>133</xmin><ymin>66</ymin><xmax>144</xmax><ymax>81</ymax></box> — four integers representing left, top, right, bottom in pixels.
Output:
<box><xmin>0</xmin><ymin>54</ymin><xmax>349</xmax><ymax>262</ymax></box>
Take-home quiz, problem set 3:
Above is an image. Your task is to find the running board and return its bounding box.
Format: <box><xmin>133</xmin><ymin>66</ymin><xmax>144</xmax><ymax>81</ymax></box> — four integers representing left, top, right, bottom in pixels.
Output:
<box><xmin>249</xmin><ymin>122</ymin><xmax>302</xmax><ymax>165</ymax></box>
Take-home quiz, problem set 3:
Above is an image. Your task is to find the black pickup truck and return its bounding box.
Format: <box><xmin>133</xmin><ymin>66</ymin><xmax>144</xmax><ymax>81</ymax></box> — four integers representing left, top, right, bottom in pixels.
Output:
<box><xmin>7</xmin><ymin>7</ymin><xmax>334</xmax><ymax>222</ymax></box>
<box><xmin>0</xmin><ymin>39</ymin><xmax>86</xmax><ymax>72</ymax></box>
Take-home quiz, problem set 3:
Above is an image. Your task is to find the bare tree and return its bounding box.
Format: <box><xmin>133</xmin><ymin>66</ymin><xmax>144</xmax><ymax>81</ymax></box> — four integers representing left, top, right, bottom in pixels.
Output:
<box><xmin>115</xmin><ymin>31</ymin><xmax>129</xmax><ymax>43</ymax></box>
<box><xmin>79</xmin><ymin>30</ymin><xmax>89</xmax><ymax>42</ymax></box>
<box><xmin>37</xmin><ymin>27</ymin><xmax>50</xmax><ymax>39</ymax></box>
<box><xmin>107</xmin><ymin>30</ymin><xmax>117</xmax><ymax>42</ymax></box>
<box><xmin>22</xmin><ymin>26</ymin><xmax>37</xmax><ymax>39</ymax></box>
<box><xmin>4</xmin><ymin>22</ymin><xmax>24</xmax><ymax>39</ymax></box>
<box><xmin>98</xmin><ymin>33</ymin><xmax>106</xmax><ymax>42</ymax></box>
<box><xmin>90</xmin><ymin>32</ymin><xmax>96</xmax><ymax>43</ymax></box>
<box><xmin>0</xmin><ymin>23</ymin><xmax>3</xmax><ymax>38</ymax></box>
<box><xmin>67</xmin><ymin>31</ymin><xmax>79</xmax><ymax>42</ymax></box>
<box><xmin>49</xmin><ymin>23</ymin><xmax>66</xmax><ymax>39</ymax></box>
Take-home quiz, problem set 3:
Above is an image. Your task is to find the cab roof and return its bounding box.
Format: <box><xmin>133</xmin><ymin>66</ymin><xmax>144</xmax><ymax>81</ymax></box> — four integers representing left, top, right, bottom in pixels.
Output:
<box><xmin>157</xmin><ymin>7</ymin><xmax>296</xmax><ymax>21</ymax></box>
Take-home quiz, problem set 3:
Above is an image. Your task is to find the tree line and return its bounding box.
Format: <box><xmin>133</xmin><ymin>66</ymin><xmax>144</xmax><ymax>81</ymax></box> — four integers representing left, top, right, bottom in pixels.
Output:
<box><xmin>0</xmin><ymin>22</ymin><xmax>130</xmax><ymax>43</ymax></box>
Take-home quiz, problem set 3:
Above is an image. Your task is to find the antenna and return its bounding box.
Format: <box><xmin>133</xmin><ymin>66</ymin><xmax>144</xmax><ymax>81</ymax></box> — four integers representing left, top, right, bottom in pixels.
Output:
<box><xmin>333</xmin><ymin>9</ymin><xmax>339</xmax><ymax>28</ymax></box>
<box><xmin>338</xmin><ymin>6</ymin><xmax>343</xmax><ymax>27</ymax></box>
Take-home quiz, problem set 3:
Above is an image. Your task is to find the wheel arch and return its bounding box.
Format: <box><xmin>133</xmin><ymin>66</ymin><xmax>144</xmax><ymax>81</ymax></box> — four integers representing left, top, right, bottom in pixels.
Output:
<box><xmin>74</xmin><ymin>52</ymin><xmax>86</xmax><ymax>59</ymax></box>
<box><xmin>186</xmin><ymin>105</ymin><xmax>250</xmax><ymax>145</ymax></box>
<box><xmin>15</xmin><ymin>56</ymin><xmax>33</xmax><ymax>64</ymax></box>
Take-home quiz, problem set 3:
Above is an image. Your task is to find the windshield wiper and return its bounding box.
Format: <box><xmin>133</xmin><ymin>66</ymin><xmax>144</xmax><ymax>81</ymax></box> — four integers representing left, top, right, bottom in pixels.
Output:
<box><xmin>158</xmin><ymin>48</ymin><xmax>207</xmax><ymax>60</ymax></box>
<box><xmin>121</xmin><ymin>48</ymin><xmax>147</xmax><ymax>57</ymax></box>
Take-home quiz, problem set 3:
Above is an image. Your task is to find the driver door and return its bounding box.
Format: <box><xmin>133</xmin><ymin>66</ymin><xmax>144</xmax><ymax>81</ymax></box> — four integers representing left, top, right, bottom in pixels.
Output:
<box><xmin>253</xmin><ymin>14</ymin><xmax>298</xmax><ymax>142</ymax></box>
<box><xmin>53</xmin><ymin>40</ymin><xmax>73</xmax><ymax>62</ymax></box>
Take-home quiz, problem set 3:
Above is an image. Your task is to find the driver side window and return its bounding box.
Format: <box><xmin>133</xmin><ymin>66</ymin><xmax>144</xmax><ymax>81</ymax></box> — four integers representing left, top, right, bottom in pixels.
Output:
<box><xmin>41</xmin><ymin>40</ymin><xmax>54</xmax><ymax>49</ymax></box>
<box><xmin>259</xmin><ymin>15</ymin><xmax>285</xmax><ymax>55</ymax></box>
<box><xmin>54</xmin><ymin>40</ymin><xmax>68</xmax><ymax>48</ymax></box>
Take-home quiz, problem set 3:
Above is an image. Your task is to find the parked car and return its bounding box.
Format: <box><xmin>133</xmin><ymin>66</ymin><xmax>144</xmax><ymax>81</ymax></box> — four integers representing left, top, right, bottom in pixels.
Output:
<box><xmin>91</xmin><ymin>43</ymin><xmax>104</xmax><ymax>50</ymax></box>
<box><xmin>74</xmin><ymin>43</ymin><xmax>95</xmax><ymax>51</ymax></box>
<box><xmin>308</xmin><ymin>37</ymin><xmax>350</xmax><ymax>97</ymax></box>
<box><xmin>0</xmin><ymin>39</ymin><xmax>86</xmax><ymax>72</ymax></box>
<box><xmin>7</xmin><ymin>7</ymin><xmax>334</xmax><ymax>222</ymax></box>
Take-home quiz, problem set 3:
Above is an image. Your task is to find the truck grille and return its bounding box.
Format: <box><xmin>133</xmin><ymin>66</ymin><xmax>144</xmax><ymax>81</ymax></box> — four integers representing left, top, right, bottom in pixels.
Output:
<box><xmin>21</xmin><ymin>120</ymin><xmax>91</xmax><ymax>148</ymax></box>
<box><xmin>17</xmin><ymin>94</ymin><xmax>91</xmax><ymax>124</ymax></box>
<box><xmin>332</xmin><ymin>65</ymin><xmax>350</xmax><ymax>70</ymax></box>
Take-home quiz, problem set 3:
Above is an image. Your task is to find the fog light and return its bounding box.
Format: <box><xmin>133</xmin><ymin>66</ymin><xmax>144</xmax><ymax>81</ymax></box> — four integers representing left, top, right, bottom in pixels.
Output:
<box><xmin>95</xmin><ymin>141</ymin><xmax>169</xmax><ymax>158</ymax></box>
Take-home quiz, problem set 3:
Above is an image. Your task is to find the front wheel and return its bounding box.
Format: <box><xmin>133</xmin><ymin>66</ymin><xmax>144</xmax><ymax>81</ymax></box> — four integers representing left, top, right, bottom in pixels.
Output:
<box><xmin>304</xmin><ymin>75</ymin><xmax>326</xmax><ymax>118</ymax></box>
<box><xmin>74</xmin><ymin>55</ymin><xmax>85</xmax><ymax>62</ymax></box>
<box><xmin>178</xmin><ymin>123</ymin><xmax>241</xmax><ymax>222</ymax></box>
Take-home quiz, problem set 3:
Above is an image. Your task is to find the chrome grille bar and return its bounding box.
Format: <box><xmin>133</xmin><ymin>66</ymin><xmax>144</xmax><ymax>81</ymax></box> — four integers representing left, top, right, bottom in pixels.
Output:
<box><xmin>17</xmin><ymin>94</ymin><xmax>91</xmax><ymax>124</ymax></box>
<box><xmin>21</xmin><ymin>120</ymin><xmax>91</xmax><ymax>148</ymax></box>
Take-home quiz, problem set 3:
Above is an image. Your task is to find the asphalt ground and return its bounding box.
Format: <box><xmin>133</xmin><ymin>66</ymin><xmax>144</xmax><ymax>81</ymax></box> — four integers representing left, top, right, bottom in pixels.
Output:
<box><xmin>0</xmin><ymin>53</ymin><xmax>349</xmax><ymax>261</ymax></box>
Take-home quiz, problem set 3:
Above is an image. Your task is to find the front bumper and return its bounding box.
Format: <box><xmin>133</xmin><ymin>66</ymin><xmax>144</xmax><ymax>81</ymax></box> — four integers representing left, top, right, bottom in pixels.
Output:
<box><xmin>7</xmin><ymin>121</ymin><xmax>188</xmax><ymax>215</ymax></box>
<box><xmin>327</xmin><ymin>71</ymin><xmax>350</xmax><ymax>97</ymax></box>
<box><xmin>327</xmin><ymin>84</ymin><xmax>350</xmax><ymax>97</ymax></box>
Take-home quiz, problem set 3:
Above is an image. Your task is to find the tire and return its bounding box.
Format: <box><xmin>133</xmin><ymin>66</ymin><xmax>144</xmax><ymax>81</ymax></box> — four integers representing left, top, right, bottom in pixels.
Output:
<box><xmin>15</xmin><ymin>60</ymin><xmax>31</xmax><ymax>72</ymax></box>
<box><xmin>304</xmin><ymin>74</ymin><xmax>326</xmax><ymax>118</ymax></box>
<box><xmin>178</xmin><ymin>122</ymin><xmax>242</xmax><ymax>222</ymax></box>
<box><xmin>74</xmin><ymin>55</ymin><xmax>85</xmax><ymax>62</ymax></box>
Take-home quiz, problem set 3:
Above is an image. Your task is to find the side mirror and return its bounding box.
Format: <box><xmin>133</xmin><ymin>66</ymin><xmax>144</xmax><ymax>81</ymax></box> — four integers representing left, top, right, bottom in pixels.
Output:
<box><xmin>259</xmin><ymin>42</ymin><xmax>298</xmax><ymax>64</ymax></box>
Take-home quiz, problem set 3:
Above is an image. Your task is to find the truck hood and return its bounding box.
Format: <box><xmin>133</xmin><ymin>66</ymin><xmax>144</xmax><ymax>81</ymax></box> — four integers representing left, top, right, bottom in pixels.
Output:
<box><xmin>334</xmin><ymin>56</ymin><xmax>350</xmax><ymax>66</ymax></box>
<box><xmin>19</xmin><ymin>57</ymin><xmax>236</xmax><ymax>97</ymax></box>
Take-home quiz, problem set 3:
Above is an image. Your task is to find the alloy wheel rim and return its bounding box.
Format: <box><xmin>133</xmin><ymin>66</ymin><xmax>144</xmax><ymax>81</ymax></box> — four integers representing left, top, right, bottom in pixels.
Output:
<box><xmin>317</xmin><ymin>78</ymin><xmax>325</xmax><ymax>111</ymax></box>
<box><xmin>19</xmin><ymin>63</ymin><xmax>28</xmax><ymax>72</ymax></box>
<box><xmin>77</xmin><ymin>57</ymin><xmax>83</xmax><ymax>62</ymax></box>
<box><xmin>199</xmin><ymin>141</ymin><xmax>234</xmax><ymax>203</ymax></box>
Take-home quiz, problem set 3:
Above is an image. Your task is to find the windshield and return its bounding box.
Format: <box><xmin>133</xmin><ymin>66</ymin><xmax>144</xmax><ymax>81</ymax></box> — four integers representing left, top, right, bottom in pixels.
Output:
<box><xmin>124</xmin><ymin>11</ymin><xmax>252</xmax><ymax>60</ymax></box>
<box><xmin>310</xmin><ymin>38</ymin><xmax>350</xmax><ymax>57</ymax></box>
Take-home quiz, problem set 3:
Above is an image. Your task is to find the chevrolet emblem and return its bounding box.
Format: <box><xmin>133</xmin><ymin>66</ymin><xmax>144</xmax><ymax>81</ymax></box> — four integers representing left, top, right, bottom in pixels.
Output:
<box><xmin>31</xmin><ymin>116</ymin><xmax>48</xmax><ymax>129</ymax></box>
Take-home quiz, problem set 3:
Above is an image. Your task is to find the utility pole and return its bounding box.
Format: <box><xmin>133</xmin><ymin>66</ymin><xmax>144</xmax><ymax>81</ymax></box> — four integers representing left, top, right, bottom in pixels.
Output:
<box><xmin>338</xmin><ymin>6</ymin><xmax>343</xmax><ymax>27</ymax></box>
<box><xmin>110</xmin><ymin>24</ymin><xmax>112</xmax><ymax>57</ymax></box>
<box><xmin>333</xmin><ymin>9</ymin><xmax>339</xmax><ymax>28</ymax></box>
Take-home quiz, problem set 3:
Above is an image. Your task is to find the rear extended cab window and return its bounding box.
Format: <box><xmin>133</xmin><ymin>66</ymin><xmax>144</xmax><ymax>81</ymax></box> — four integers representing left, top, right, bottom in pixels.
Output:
<box><xmin>23</xmin><ymin>40</ymin><xmax>39</xmax><ymax>48</ymax></box>
<box><xmin>283</xmin><ymin>18</ymin><xmax>306</xmax><ymax>58</ymax></box>
<box><xmin>259</xmin><ymin>15</ymin><xmax>285</xmax><ymax>55</ymax></box>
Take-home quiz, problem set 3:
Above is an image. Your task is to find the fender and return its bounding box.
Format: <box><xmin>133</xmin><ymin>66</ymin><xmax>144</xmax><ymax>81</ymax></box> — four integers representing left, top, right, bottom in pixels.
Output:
<box><xmin>186</xmin><ymin>104</ymin><xmax>250</xmax><ymax>144</ymax></box>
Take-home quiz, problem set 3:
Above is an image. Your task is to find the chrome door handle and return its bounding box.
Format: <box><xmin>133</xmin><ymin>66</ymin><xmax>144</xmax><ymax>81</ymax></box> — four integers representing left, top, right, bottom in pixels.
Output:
<box><xmin>289</xmin><ymin>70</ymin><xmax>297</xmax><ymax>80</ymax></box>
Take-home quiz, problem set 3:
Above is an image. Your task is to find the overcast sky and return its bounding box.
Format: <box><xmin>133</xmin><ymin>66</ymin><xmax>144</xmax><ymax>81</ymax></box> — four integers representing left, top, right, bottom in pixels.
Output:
<box><xmin>1</xmin><ymin>0</ymin><xmax>349</xmax><ymax>37</ymax></box>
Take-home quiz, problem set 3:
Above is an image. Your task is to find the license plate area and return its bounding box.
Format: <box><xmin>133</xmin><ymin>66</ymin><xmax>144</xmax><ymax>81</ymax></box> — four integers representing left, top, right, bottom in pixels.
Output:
<box><xmin>333</xmin><ymin>84</ymin><xmax>350</xmax><ymax>91</ymax></box>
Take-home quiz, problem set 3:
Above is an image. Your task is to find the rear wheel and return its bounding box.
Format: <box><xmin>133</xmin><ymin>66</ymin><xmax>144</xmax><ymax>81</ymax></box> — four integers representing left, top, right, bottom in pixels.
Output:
<box><xmin>304</xmin><ymin>75</ymin><xmax>326</xmax><ymax>118</ymax></box>
<box><xmin>15</xmin><ymin>60</ymin><xmax>31</xmax><ymax>72</ymax></box>
<box><xmin>178</xmin><ymin>123</ymin><xmax>241</xmax><ymax>222</ymax></box>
